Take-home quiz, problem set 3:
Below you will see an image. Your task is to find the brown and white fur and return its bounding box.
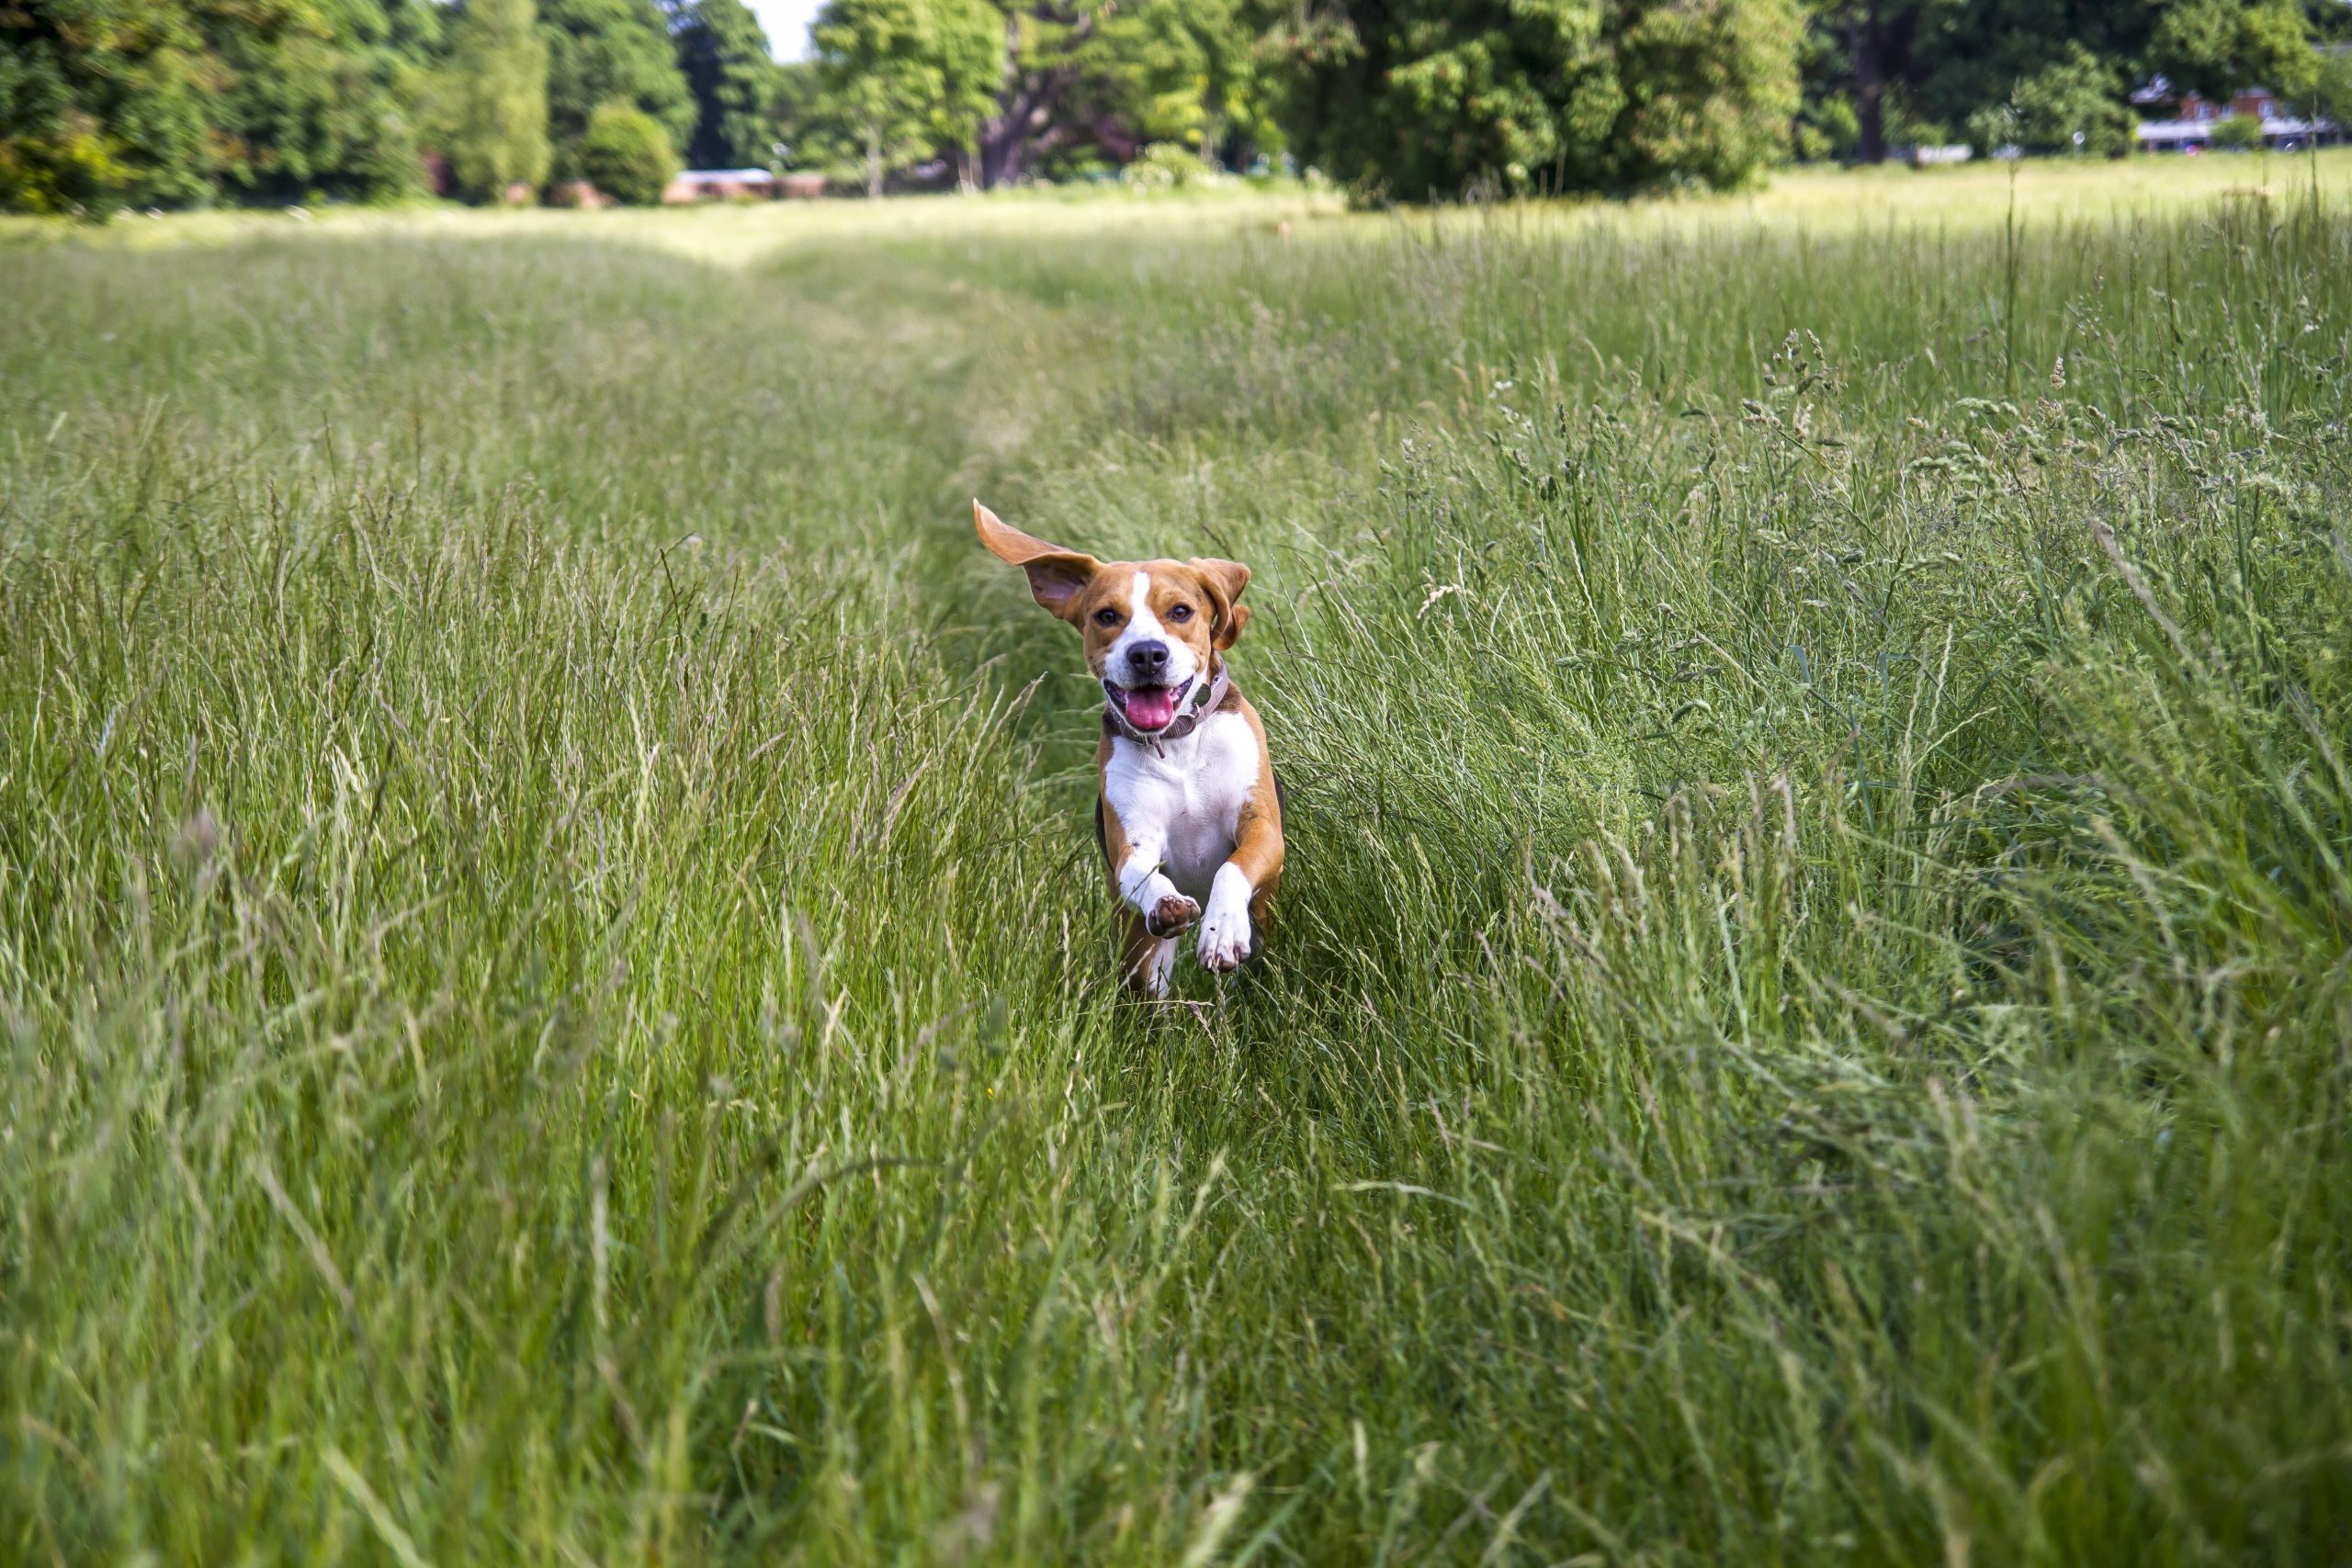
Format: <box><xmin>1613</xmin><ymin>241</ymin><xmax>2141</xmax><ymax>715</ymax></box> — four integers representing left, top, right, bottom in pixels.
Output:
<box><xmin>976</xmin><ymin>502</ymin><xmax>1283</xmax><ymax>996</ymax></box>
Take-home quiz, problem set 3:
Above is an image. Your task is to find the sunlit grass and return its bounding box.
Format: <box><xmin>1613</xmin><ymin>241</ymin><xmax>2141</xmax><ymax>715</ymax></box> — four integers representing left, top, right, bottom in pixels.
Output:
<box><xmin>9</xmin><ymin>146</ymin><xmax>2349</xmax><ymax>265</ymax></box>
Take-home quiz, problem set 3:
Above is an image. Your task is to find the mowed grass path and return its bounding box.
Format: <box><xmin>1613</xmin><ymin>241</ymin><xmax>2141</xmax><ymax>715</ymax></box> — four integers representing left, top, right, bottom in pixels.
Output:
<box><xmin>4</xmin><ymin>160</ymin><xmax>2351</xmax><ymax>1563</ymax></box>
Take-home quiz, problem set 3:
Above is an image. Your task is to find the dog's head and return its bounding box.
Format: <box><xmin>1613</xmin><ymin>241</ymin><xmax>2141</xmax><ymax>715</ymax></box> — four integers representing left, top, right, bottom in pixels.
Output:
<box><xmin>975</xmin><ymin>501</ymin><xmax>1250</xmax><ymax>736</ymax></box>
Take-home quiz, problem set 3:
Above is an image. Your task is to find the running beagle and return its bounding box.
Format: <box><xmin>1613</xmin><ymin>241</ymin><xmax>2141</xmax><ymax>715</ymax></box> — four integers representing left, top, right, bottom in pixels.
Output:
<box><xmin>976</xmin><ymin>502</ymin><xmax>1283</xmax><ymax>996</ymax></box>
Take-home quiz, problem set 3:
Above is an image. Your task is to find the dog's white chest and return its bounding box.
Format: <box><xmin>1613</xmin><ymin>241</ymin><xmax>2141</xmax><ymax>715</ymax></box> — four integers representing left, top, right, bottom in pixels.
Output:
<box><xmin>1104</xmin><ymin>712</ymin><xmax>1259</xmax><ymax>899</ymax></box>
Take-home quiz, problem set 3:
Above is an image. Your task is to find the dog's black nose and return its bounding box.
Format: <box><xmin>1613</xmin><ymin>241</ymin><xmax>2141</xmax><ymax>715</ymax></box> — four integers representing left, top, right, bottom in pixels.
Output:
<box><xmin>1128</xmin><ymin>640</ymin><xmax>1170</xmax><ymax>675</ymax></box>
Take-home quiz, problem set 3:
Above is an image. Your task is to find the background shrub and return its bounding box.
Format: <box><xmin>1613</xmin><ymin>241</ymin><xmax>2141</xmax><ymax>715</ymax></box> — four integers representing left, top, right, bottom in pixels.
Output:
<box><xmin>2005</xmin><ymin>44</ymin><xmax>2137</xmax><ymax>156</ymax></box>
<box><xmin>1120</xmin><ymin>141</ymin><xmax>1216</xmax><ymax>190</ymax></box>
<box><xmin>575</xmin><ymin>100</ymin><xmax>676</xmax><ymax>203</ymax></box>
<box><xmin>2209</xmin><ymin>113</ymin><xmax>2265</xmax><ymax>151</ymax></box>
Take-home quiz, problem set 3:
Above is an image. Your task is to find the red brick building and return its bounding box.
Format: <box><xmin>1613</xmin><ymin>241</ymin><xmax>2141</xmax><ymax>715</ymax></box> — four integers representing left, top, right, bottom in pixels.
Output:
<box><xmin>2133</xmin><ymin>81</ymin><xmax>2340</xmax><ymax>152</ymax></box>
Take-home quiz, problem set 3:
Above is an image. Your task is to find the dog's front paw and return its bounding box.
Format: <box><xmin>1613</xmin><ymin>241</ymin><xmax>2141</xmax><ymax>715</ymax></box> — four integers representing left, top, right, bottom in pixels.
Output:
<box><xmin>1195</xmin><ymin>900</ymin><xmax>1252</xmax><ymax>973</ymax></box>
<box><xmin>1145</xmin><ymin>894</ymin><xmax>1201</xmax><ymax>938</ymax></box>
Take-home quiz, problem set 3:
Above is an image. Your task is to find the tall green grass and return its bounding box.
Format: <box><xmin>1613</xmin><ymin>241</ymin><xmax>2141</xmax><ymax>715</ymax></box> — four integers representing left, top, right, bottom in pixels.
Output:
<box><xmin>3</xmin><ymin>173</ymin><xmax>2349</xmax><ymax>1563</ymax></box>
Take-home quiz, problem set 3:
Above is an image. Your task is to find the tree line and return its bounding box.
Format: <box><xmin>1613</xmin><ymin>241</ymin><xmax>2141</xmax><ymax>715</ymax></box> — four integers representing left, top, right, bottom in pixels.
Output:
<box><xmin>0</xmin><ymin>0</ymin><xmax>785</xmax><ymax>211</ymax></box>
<box><xmin>6</xmin><ymin>0</ymin><xmax>2349</xmax><ymax>215</ymax></box>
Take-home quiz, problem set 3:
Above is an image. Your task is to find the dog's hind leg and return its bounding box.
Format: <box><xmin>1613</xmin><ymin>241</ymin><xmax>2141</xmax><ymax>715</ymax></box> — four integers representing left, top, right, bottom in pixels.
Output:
<box><xmin>1120</xmin><ymin>909</ymin><xmax>1178</xmax><ymax>998</ymax></box>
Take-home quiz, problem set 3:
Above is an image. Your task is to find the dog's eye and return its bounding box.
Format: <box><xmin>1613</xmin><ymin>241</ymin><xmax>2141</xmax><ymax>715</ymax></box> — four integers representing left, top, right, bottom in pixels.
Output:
<box><xmin>1167</xmin><ymin>604</ymin><xmax>1193</xmax><ymax>622</ymax></box>
<box><xmin>1093</xmin><ymin>607</ymin><xmax>1123</xmax><ymax>627</ymax></box>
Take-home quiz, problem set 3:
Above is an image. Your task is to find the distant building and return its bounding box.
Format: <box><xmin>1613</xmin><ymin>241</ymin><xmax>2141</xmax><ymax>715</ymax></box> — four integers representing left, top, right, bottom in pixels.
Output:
<box><xmin>662</xmin><ymin>169</ymin><xmax>783</xmax><ymax>204</ymax></box>
<box><xmin>2132</xmin><ymin>80</ymin><xmax>2340</xmax><ymax>152</ymax></box>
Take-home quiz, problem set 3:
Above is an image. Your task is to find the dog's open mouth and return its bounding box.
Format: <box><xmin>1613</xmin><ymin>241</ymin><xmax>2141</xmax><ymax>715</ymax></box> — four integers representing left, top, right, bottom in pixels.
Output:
<box><xmin>1108</xmin><ymin>676</ymin><xmax>1189</xmax><ymax>732</ymax></box>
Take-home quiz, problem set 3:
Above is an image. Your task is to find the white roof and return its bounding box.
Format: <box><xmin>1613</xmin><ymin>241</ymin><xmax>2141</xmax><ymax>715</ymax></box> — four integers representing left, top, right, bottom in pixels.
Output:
<box><xmin>673</xmin><ymin>169</ymin><xmax>775</xmax><ymax>184</ymax></box>
<box><xmin>2138</xmin><ymin>116</ymin><xmax>2335</xmax><ymax>142</ymax></box>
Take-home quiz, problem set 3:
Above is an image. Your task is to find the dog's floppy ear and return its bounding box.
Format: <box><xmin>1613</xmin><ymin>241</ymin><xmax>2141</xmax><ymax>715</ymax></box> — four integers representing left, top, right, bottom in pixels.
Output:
<box><xmin>1188</xmin><ymin>558</ymin><xmax>1251</xmax><ymax>650</ymax></box>
<box><xmin>975</xmin><ymin>501</ymin><xmax>1099</xmax><ymax>622</ymax></box>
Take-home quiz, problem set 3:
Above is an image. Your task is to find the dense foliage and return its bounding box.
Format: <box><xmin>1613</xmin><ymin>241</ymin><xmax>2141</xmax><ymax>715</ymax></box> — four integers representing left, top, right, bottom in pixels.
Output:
<box><xmin>1272</xmin><ymin>0</ymin><xmax>1805</xmax><ymax>198</ymax></box>
<box><xmin>967</xmin><ymin>0</ymin><xmax>1280</xmax><ymax>186</ymax></box>
<box><xmin>4</xmin><ymin>0</ymin><xmax>2346</xmax><ymax>209</ymax></box>
<box><xmin>206</xmin><ymin>0</ymin><xmax>441</xmax><ymax>202</ymax></box>
<box><xmin>0</xmin><ymin>0</ymin><xmax>215</xmax><ymax>212</ymax></box>
<box><xmin>1962</xmin><ymin>43</ymin><xmax>2141</xmax><ymax>156</ymax></box>
<box><xmin>574</xmin><ymin>97</ymin><xmax>678</xmax><ymax>198</ymax></box>
<box><xmin>673</xmin><ymin>0</ymin><xmax>781</xmax><ymax>167</ymax></box>
<box><xmin>0</xmin><ymin>0</ymin><xmax>436</xmax><ymax>212</ymax></box>
<box><xmin>1805</xmin><ymin>0</ymin><xmax>2327</xmax><ymax>160</ymax></box>
<box><xmin>808</xmin><ymin>0</ymin><xmax>999</xmax><ymax>193</ymax></box>
<box><xmin>795</xmin><ymin>0</ymin><xmax>1273</xmax><ymax>190</ymax></box>
<box><xmin>436</xmin><ymin>0</ymin><xmax>552</xmax><ymax>200</ymax></box>
<box><xmin>539</xmin><ymin>0</ymin><xmax>693</xmax><ymax>175</ymax></box>
<box><xmin>787</xmin><ymin>0</ymin><xmax>2341</xmax><ymax>197</ymax></box>
<box><xmin>0</xmin><ymin>0</ymin><xmax>760</xmax><ymax>209</ymax></box>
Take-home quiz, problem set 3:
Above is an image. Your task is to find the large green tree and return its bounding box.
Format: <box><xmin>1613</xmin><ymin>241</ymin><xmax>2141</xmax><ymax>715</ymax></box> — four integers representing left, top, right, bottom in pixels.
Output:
<box><xmin>0</xmin><ymin>0</ymin><xmax>218</xmax><ymax>212</ymax></box>
<box><xmin>1068</xmin><ymin>0</ymin><xmax>1279</xmax><ymax>167</ymax></box>
<box><xmin>970</xmin><ymin>0</ymin><xmax>1269</xmax><ymax>186</ymax></box>
<box><xmin>811</xmin><ymin>0</ymin><xmax>935</xmax><ymax>194</ymax></box>
<box><xmin>2147</xmin><ymin>0</ymin><xmax>2319</xmax><ymax>98</ymax></box>
<box><xmin>672</xmin><ymin>0</ymin><xmax>782</xmax><ymax>168</ymax></box>
<box><xmin>1170</xmin><ymin>0</ymin><xmax>1288</xmax><ymax>168</ymax></box>
<box><xmin>1801</xmin><ymin>1</ymin><xmax>1918</xmax><ymax>163</ymax></box>
<box><xmin>789</xmin><ymin>0</ymin><xmax>1265</xmax><ymax>190</ymax></box>
<box><xmin>926</xmin><ymin>0</ymin><xmax>1001</xmax><ymax>186</ymax></box>
<box><xmin>1272</xmin><ymin>2</ymin><xmax>1607</xmax><ymax>199</ymax></box>
<box><xmin>1270</xmin><ymin>0</ymin><xmax>1801</xmax><ymax>200</ymax></box>
<box><xmin>811</xmin><ymin>0</ymin><xmax>998</xmax><ymax>192</ymax></box>
<box><xmin>539</xmin><ymin>0</ymin><xmax>694</xmax><ymax>171</ymax></box>
<box><xmin>3</xmin><ymin>0</ymin><xmax>446</xmax><ymax>214</ymax></box>
<box><xmin>438</xmin><ymin>0</ymin><xmax>553</xmax><ymax>199</ymax></box>
<box><xmin>205</xmin><ymin>0</ymin><xmax>442</xmax><ymax>202</ymax></box>
<box><xmin>1611</xmin><ymin>0</ymin><xmax>1804</xmax><ymax>188</ymax></box>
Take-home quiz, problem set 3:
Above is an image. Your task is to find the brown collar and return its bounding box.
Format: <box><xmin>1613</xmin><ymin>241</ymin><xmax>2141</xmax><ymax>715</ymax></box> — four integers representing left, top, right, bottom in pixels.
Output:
<box><xmin>1102</xmin><ymin>663</ymin><xmax>1231</xmax><ymax>752</ymax></box>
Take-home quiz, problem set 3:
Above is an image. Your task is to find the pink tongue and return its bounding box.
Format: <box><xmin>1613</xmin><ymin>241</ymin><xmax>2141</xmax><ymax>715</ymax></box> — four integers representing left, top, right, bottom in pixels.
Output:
<box><xmin>1125</xmin><ymin>685</ymin><xmax>1178</xmax><ymax>729</ymax></box>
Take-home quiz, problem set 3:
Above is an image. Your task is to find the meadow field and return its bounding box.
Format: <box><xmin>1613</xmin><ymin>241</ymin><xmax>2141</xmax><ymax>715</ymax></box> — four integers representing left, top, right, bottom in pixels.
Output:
<box><xmin>5</xmin><ymin>153</ymin><xmax>2351</xmax><ymax>1562</ymax></box>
